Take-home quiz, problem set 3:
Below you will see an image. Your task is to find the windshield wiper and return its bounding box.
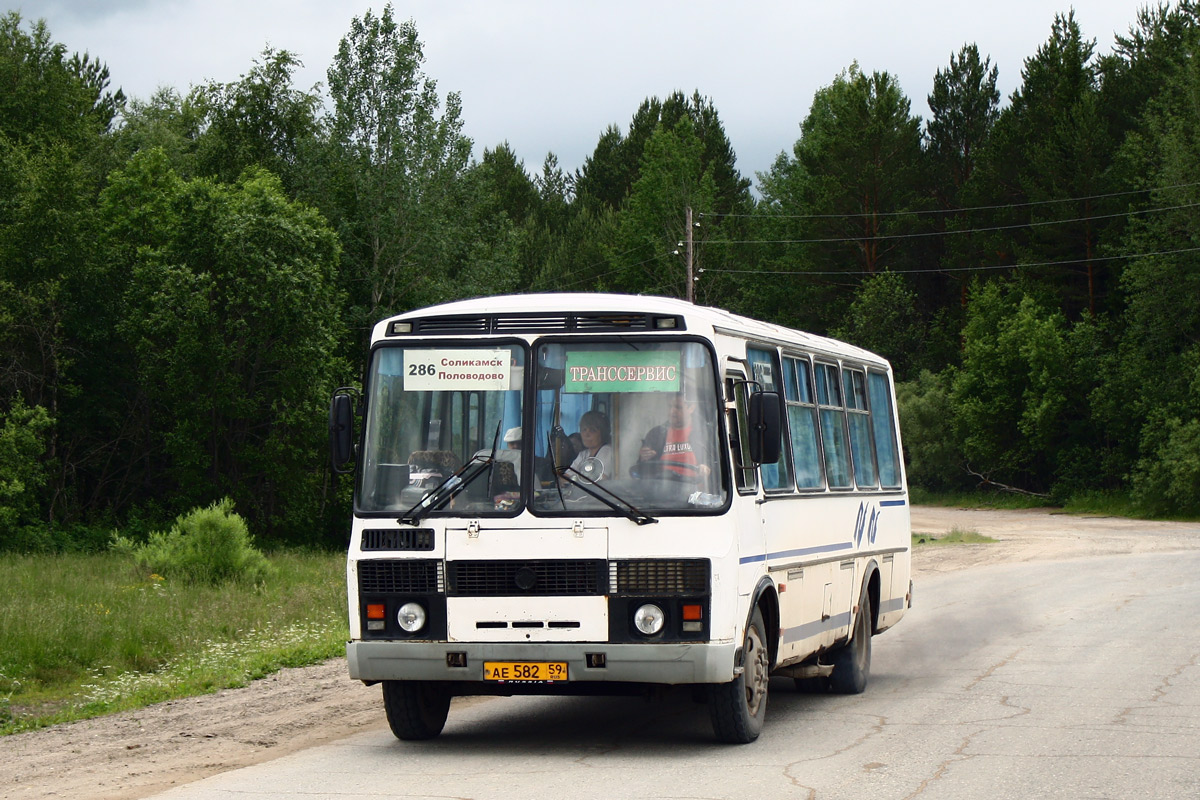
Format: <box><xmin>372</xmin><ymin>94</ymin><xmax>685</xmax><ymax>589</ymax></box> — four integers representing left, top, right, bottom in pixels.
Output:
<box><xmin>399</xmin><ymin>456</ymin><xmax>492</xmax><ymax>526</ymax></box>
<box><xmin>557</xmin><ymin>467</ymin><xmax>658</xmax><ymax>526</ymax></box>
<box><xmin>401</xmin><ymin>422</ymin><xmax>507</xmax><ymax>526</ymax></box>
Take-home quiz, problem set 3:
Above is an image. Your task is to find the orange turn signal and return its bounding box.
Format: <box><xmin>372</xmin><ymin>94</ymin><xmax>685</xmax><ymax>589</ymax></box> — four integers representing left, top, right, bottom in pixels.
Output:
<box><xmin>682</xmin><ymin>604</ymin><xmax>703</xmax><ymax>621</ymax></box>
<box><xmin>366</xmin><ymin>603</ymin><xmax>386</xmax><ymax>620</ymax></box>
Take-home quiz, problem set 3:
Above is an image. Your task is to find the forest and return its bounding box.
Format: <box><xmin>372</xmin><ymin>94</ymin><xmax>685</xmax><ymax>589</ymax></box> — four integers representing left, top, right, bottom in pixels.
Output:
<box><xmin>3</xmin><ymin>3</ymin><xmax>1200</xmax><ymax>550</ymax></box>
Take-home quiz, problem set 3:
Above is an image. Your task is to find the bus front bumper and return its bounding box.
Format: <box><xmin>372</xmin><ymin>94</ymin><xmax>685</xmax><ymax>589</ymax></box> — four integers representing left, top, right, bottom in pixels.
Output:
<box><xmin>347</xmin><ymin>640</ymin><xmax>738</xmax><ymax>685</ymax></box>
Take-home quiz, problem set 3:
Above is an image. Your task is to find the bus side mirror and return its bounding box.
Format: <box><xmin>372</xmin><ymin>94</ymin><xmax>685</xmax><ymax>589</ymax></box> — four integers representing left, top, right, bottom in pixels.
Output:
<box><xmin>329</xmin><ymin>390</ymin><xmax>357</xmax><ymax>473</ymax></box>
<box><xmin>748</xmin><ymin>391</ymin><xmax>782</xmax><ymax>465</ymax></box>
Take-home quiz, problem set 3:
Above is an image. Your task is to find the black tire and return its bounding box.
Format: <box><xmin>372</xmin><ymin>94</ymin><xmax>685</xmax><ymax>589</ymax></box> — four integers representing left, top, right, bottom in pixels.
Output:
<box><xmin>828</xmin><ymin>592</ymin><xmax>872</xmax><ymax>694</ymax></box>
<box><xmin>709</xmin><ymin>607</ymin><xmax>770</xmax><ymax>743</ymax></box>
<box><xmin>382</xmin><ymin>680</ymin><xmax>451</xmax><ymax>740</ymax></box>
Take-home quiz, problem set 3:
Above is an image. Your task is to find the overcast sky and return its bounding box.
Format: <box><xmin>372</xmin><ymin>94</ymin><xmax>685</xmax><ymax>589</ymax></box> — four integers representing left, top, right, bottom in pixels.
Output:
<box><xmin>20</xmin><ymin>0</ymin><xmax>1153</xmax><ymax>185</ymax></box>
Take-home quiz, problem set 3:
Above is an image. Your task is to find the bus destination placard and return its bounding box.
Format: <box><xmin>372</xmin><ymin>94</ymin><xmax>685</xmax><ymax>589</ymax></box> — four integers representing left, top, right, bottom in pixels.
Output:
<box><xmin>564</xmin><ymin>351</ymin><xmax>681</xmax><ymax>393</ymax></box>
<box><xmin>404</xmin><ymin>349</ymin><xmax>511</xmax><ymax>391</ymax></box>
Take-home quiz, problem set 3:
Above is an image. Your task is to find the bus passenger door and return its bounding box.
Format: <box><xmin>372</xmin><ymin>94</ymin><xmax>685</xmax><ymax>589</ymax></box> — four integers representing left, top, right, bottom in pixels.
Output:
<box><xmin>725</xmin><ymin>367</ymin><xmax>766</xmax><ymax>645</ymax></box>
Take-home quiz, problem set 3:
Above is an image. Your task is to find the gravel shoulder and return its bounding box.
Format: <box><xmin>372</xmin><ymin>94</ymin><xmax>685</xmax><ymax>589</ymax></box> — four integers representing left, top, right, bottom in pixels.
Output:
<box><xmin>5</xmin><ymin>506</ymin><xmax>1200</xmax><ymax>800</ymax></box>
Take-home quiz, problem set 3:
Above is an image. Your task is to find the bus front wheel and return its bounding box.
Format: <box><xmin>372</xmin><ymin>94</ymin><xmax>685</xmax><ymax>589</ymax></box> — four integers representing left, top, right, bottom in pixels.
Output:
<box><xmin>708</xmin><ymin>607</ymin><xmax>770</xmax><ymax>743</ymax></box>
<box><xmin>382</xmin><ymin>680</ymin><xmax>451</xmax><ymax>740</ymax></box>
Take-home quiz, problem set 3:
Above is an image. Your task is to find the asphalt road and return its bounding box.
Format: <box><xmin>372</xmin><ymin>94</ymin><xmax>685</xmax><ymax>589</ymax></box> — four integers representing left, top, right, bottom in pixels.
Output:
<box><xmin>146</xmin><ymin>550</ymin><xmax>1200</xmax><ymax>800</ymax></box>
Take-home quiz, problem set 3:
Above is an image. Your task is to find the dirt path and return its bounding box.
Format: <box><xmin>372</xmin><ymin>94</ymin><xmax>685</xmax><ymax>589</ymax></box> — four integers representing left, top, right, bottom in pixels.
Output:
<box><xmin>5</xmin><ymin>507</ymin><xmax>1200</xmax><ymax>800</ymax></box>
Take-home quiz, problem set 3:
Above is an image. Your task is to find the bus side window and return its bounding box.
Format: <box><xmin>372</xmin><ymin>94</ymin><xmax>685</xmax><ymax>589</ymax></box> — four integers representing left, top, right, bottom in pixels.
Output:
<box><xmin>843</xmin><ymin>367</ymin><xmax>878</xmax><ymax>489</ymax></box>
<box><xmin>748</xmin><ymin>347</ymin><xmax>793</xmax><ymax>491</ymax></box>
<box><xmin>726</xmin><ymin>375</ymin><xmax>757</xmax><ymax>493</ymax></box>
<box><xmin>868</xmin><ymin>371</ymin><xmax>902</xmax><ymax>488</ymax></box>
<box><xmin>784</xmin><ymin>356</ymin><xmax>825</xmax><ymax>489</ymax></box>
<box><xmin>815</xmin><ymin>362</ymin><xmax>852</xmax><ymax>488</ymax></box>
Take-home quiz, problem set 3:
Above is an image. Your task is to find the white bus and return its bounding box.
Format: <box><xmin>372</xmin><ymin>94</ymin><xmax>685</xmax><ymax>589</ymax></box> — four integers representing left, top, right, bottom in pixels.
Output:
<box><xmin>329</xmin><ymin>293</ymin><xmax>911</xmax><ymax>743</ymax></box>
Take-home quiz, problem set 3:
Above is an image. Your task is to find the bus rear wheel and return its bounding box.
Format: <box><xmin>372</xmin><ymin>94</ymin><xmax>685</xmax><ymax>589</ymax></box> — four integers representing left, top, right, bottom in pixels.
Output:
<box><xmin>709</xmin><ymin>607</ymin><xmax>770</xmax><ymax>743</ymax></box>
<box><xmin>828</xmin><ymin>593</ymin><xmax>872</xmax><ymax>694</ymax></box>
<box><xmin>382</xmin><ymin>680</ymin><xmax>451</xmax><ymax>740</ymax></box>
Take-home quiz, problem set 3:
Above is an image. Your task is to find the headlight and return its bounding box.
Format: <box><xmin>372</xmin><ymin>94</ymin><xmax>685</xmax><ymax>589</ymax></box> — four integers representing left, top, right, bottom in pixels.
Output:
<box><xmin>397</xmin><ymin>602</ymin><xmax>427</xmax><ymax>633</ymax></box>
<box><xmin>633</xmin><ymin>603</ymin><xmax>665</xmax><ymax>635</ymax></box>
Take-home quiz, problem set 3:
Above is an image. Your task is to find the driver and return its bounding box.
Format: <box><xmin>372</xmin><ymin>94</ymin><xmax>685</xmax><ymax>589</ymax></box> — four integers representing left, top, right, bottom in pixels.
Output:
<box><xmin>637</xmin><ymin>392</ymin><xmax>712</xmax><ymax>481</ymax></box>
<box><xmin>569</xmin><ymin>410</ymin><xmax>613</xmax><ymax>481</ymax></box>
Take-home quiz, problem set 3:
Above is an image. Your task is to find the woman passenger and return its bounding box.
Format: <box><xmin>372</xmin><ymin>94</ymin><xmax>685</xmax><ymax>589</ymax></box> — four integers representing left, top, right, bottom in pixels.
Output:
<box><xmin>569</xmin><ymin>410</ymin><xmax>613</xmax><ymax>481</ymax></box>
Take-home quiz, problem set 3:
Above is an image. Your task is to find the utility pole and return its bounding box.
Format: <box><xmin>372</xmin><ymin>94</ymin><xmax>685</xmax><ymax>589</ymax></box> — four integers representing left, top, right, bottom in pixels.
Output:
<box><xmin>686</xmin><ymin>206</ymin><xmax>694</xmax><ymax>303</ymax></box>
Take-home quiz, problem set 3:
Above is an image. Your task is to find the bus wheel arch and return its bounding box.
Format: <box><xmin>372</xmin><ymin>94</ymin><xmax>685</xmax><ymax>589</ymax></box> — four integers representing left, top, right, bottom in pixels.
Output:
<box><xmin>749</xmin><ymin>578</ymin><xmax>781</xmax><ymax>669</ymax></box>
<box><xmin>865</xmin><ymin>565</ymin><xmax>881</xmax><ymax>634</ymax></box>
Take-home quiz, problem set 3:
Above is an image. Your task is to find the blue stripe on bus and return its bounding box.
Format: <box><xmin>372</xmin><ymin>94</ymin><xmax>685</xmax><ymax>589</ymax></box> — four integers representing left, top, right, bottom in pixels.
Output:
<box><xmin>781</xmin><ymin>599</ymin><xmax>907</xmax><ymax>645</ymax></box>
<box><xmin>740</xmin><ymin>541</ymin><xmax>854</xmax><ymax>565</ymax></box>
<box><xmin>879</xmin><ymin>499</ymin><xmax>907</xmax><ymax>507</ymax></box>
<box><xmin>781</xmin><ymin>611</ymin><xmax>852</xmax><ymax>644</ymax></box>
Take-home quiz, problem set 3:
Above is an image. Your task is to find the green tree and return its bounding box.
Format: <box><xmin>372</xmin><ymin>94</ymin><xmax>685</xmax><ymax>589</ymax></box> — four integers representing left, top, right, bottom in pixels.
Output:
<box><xmin>832</xmin><ymin>271</ymin><xmax>928</xmax><ymax>380</ymax></box>
<box><xmin>0</xmin><ymin>13</ymin><xmax>123</xmax><ymax>146</ymax></box>
<box><xmin>475</xmin><ymin>143</ymin><xmax>539</xmax><ymax>226</ymax></box>
<box><xmin>975</xmin><ymin>12</ymin><xmax>1115</xmax><ymax>317</ymax></box>
<box><xmin>926</xmin><ymin>43</ymin><xmax>1000</xmax><ymax>202</ymax></box>
<box><xmin>754</xmin><ymin>64</ymin><xmax>924</xmax><ymax>333</ymax></box>
<box><xmin>615</xmin><ymin>116</ymin><xmax>716</xmax><ymax>298</ymax></box>
<box><xmin>1103</xmin><ymin>31</ymin><xmax>1200</xmax><ymax>512</ymax></box>
<box><xmin>895</xmin><ymin>370</ymin><xmax>967</xmax><ymax>492</ymax></box>
<box><xmin>113</xmin><ymin>87</ymin><xmax>205</xmax><ymax>177</ymax></box>
<box><xmin>0</xmin><ymin>396</ymin><xmax>53</xmax><ymax>550</ymax></box>
<box><xmin>1099</xmin><ymin>1</ymin><xmax>1200</xmax><ymax>147</ymax></box>
<box><xmin>574</xmin><ymin>125</ymin><xmax>627</xmax><ymax>212</ymax></box>
<box><xmin>575</xmin><ymin>91</ymin><xmax>750</xmax><ymax>215</ymax></box>
<box><xmin>190</xmin><ymin>47</ymin><xmax>323</xmax><ymax>194</ymax></box>
<box><xmin>323</xmin><ymin>4</ymin><xmax>472</xmax><ymax>325</ymax></box>
<box><xmin>104</xmin><ymin>154</ymin><xmax>346</xmax><ymax>542</ymax></box>
<box><xmin>925</xmin><ymin>44</ymin><xmax>1000</xmax><ymax>317</ymax></box>
<box><xmin>0</xmin><ymin>13</ymin><xmax>127</xmax><ymax>533</ymax></box>
<box><xmin>527</xmin><ymin>202</ymin><xmax>620</xmax><ymax>293</ymax></box>
<box><xmin>951</xmin><ymin>282</ymin><xmax>1082</xmax><ymax>493</ymax></box>
<box><xmin>469</xmin><ymin>143</ymin><xmax>544</xmax><ymax>289</ymax></box>
<box><xmin>534</xmin><ymin>152</ymin><xmax>572</xmax><ymax>226</ymax></box>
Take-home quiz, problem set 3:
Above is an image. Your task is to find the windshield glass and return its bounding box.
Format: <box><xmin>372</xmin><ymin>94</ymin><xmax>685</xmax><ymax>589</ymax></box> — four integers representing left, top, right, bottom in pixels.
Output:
<box><xmin>358</xmin><ymin>343</ymin><xmax>526</xmax><ymax>515</ymax></box>
<box><xmin>531</xmin><ymin>339</ymin><xmax>727</xmax><ymax>515</ymax></box>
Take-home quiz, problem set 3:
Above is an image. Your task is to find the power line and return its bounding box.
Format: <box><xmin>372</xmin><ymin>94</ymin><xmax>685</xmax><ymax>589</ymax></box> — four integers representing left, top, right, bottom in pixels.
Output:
<box><xmin>556</xmin><ymin>264</ymin><xmax>626</xmax><ymax>290</ymax></box>
<box><xmin>553</xmin><ymin>249</ymin><xmax>672</xmax><ymax>290</ymax></box>
<box><xmin>700</xmin><ymin>202</ymin><xmax>1200</xmax><ymax>246</ymax></box>
<box><xmin>529</xmin><ymin>241</ymin><xmax>654</xmax><ymax>291</ymax></box>
<box><xmin>698</xmin><ymin>244</ymin><xmax>1200</xmax><ymax>277</ymax></box>
<box><xmin>700</xmin><ymin>180</ymin><xmax>1200</xmax><ymax>221</ymax></box>
<box><xmin>530</xmin><ymin>191</ymin><xmax>1197</xmax><ymax>291</ymax></box>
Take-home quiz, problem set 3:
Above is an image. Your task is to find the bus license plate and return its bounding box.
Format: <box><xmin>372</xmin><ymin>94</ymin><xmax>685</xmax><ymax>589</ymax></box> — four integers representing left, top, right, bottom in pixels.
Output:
<box><xmin>483</xmin><ymin>661</ymin><xmax>567</xmax><ymax>682</ymax></box>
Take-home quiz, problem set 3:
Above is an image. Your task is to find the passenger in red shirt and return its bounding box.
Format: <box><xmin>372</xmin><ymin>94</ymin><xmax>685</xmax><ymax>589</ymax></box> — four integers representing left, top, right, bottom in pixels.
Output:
<box><xmin>638</xmin><ymin>393</ymin><xmax>712</xmax><ymax>482</ymax></box>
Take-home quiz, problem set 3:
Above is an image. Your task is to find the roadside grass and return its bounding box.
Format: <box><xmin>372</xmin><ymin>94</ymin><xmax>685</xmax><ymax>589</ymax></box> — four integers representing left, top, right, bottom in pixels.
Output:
<box><xmin>0</xmin><ymin>550</ymin><xmax>347</xmax><ymax>735</ymax></box>
<box><xmin>912</xmin><ymin>527</ymin><xmax>997</xmax><ymax>546</ymax></box>
<box><xmin>912</xmin><ymin>487</ymin><xmax>1200</xmax><ymax>521</ymax></box>
<box><xmin>909</xmin><ymin>487</ymin><xmax>1051</xmax><ymax>510</ymax></box>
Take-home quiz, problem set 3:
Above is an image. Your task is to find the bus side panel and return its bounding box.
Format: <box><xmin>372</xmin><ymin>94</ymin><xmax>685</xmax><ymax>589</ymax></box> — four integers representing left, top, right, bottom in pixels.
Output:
<box><xmin>877</xmin><ymin>502</ymin><xmax>911</xmax><ymax>632</ymax></box>
<box><xmin>761</xmin><ymin>496</ymin><xmax>860</xmax><ymax>661</ymax></box>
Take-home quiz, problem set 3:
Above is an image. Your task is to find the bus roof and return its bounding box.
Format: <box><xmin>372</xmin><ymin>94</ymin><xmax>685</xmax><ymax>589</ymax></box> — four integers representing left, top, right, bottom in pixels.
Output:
<box><xmin>374</xmin><ymin>293</ymin><xmax>888</xmax><ymax>368</ymax></box>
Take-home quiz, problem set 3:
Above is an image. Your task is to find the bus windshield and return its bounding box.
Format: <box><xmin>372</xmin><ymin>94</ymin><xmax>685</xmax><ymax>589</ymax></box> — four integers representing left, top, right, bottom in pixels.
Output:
<box><xmin>358</xmin><ymin>343</ymin><xmax>526</xmax><ymax>515</ymax></box>
<box><xmin>531</xmin><ymin>339</ymin><xmax>727</xmax><ymax>515</ymax></box>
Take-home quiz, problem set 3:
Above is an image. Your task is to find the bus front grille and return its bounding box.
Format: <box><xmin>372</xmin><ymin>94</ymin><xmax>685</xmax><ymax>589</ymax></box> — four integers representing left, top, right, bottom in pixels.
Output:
<box><xmin>447</xmin><ymin>560</ymin><xmax>606</xmax><ymax>596</ymax></box>
<box><xmin>361</xmin><ymin>528</ymin><xmax>434</xmax><ymax>551</ymax></box>
<box><xmin>358</xmin><ymin>559</ymin><xmax>444</xmax><ymax>593</ymax></box>
<box><xmin>610</xmin><ymin>559</ymin><xmax>710</xmax><ymax>595</ymax></box>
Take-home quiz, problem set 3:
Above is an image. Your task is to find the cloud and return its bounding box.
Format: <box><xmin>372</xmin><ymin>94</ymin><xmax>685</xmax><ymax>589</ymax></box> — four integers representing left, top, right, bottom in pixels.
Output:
<box><xmin>26</xmin><ymin>0</ymin><xmax>1147</xmax><ymax>183</ymax></box>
